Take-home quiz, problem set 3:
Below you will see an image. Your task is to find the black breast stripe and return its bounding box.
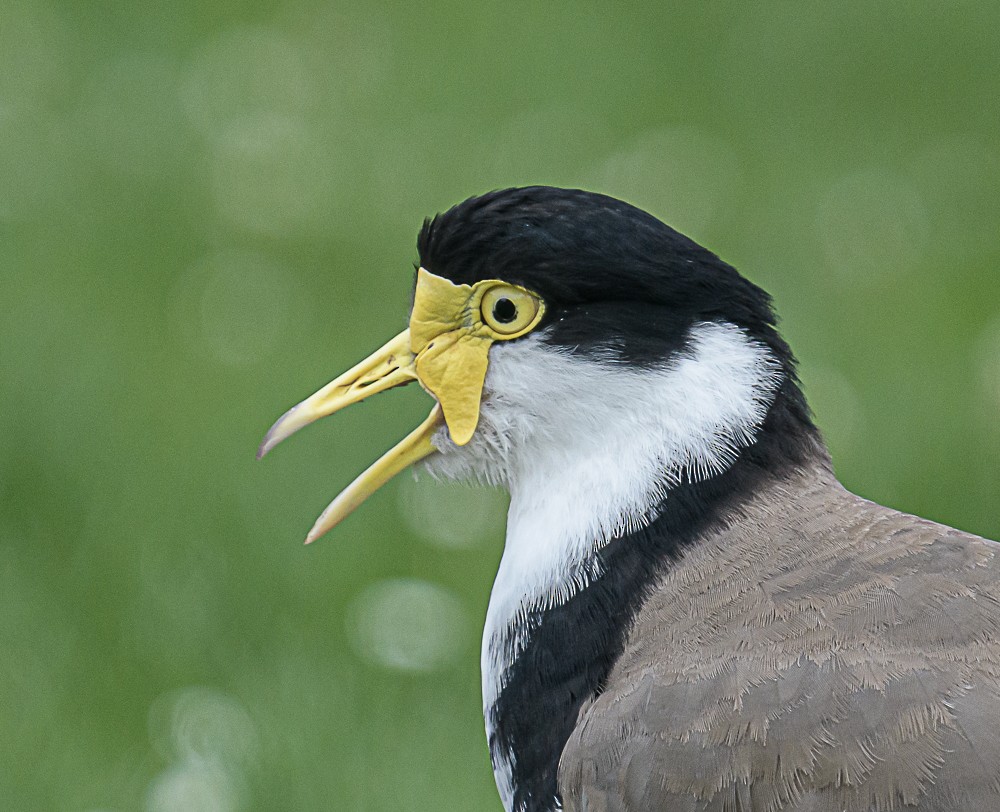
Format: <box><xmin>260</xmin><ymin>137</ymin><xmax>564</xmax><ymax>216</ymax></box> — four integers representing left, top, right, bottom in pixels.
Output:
<box><xmin>487</xmin><ymin>381</ymin><xmax>819</xmax><ymax>812</ymax></box>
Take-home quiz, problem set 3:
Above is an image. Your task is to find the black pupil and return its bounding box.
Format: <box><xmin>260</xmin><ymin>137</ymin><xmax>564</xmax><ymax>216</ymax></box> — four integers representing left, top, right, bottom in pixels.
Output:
<box><xmin>492</xmin><ymin>297</ymin><xmax>517</xmax><ymax>324</ymax></box>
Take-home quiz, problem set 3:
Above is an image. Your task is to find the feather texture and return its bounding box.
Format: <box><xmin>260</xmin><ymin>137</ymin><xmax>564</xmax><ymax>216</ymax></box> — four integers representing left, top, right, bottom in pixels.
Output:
<box><xmin>559</xmin><ymin>462</ymin><xmax>1000</xmax><ymax>811</ymax></box>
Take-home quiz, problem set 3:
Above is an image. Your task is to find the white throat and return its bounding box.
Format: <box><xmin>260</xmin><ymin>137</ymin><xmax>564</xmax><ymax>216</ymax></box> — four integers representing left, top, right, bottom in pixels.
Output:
<box><xmin>422</xmin><ymin>320</ymin><xmax>783</xmax><ymax>810</ymax></box>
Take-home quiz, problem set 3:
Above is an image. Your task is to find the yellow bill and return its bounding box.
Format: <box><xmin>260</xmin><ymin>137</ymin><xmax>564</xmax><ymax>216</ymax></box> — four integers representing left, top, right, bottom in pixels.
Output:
<box><xmin>257</xmin><ymin>329</ymin><xmax>417</xmax><ymax>460</ymax></box>
<box><xmin>258</xmin><ymin>267</ymin><xmax>545</xmax><ymax>543</ymax></box>
<box><xmin>304</xmin><ymin>404</ymin><xmax>444</xmax><ymax>543</ymax></box>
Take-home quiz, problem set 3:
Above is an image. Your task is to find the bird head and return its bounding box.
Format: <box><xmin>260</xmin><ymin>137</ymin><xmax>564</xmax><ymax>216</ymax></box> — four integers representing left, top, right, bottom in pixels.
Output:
<box><xmin>258</xmin><ymin>187</ymin><xmax>814</xmax><ymax>544</ymax></box>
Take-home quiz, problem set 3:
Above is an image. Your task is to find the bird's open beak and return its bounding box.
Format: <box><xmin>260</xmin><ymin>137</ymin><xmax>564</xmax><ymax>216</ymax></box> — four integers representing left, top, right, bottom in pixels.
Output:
<box><xmin>257</xmin><ymin>269</ymin><xmax>499</xmax><ymax>543</ymax></box>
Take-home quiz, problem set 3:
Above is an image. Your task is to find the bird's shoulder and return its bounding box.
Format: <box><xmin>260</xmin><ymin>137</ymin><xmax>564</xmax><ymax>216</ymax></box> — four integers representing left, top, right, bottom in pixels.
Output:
<box><xmin>558</xmin><ymin>466</ymin><xmax>1000</xmax><ymax>811</ymax></box>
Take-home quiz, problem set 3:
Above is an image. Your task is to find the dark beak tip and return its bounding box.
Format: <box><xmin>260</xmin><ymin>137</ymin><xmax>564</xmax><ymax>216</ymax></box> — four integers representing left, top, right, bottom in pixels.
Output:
<box><xmin>256</xmin><ymin>428</ymin><xmax>278</xmax><ymax>460</ymax></box>
<box><xmin>256</xmin><ymin>403</ymin><xmax>302</xmax><ymax>461</ymax></box>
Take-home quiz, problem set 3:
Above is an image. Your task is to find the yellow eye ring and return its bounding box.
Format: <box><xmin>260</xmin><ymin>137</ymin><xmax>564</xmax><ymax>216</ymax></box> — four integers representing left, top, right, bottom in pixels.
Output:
<box><xmin>479</xmin><ymin>283</ymin><xmax>545</xmax><ymax>339</ymax></box>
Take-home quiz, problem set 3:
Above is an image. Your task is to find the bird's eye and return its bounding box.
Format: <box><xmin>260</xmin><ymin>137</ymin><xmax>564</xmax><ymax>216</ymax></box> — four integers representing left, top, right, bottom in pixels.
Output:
<box><xmin>480</xmin><ymin>284</ymin><xmax>544</xmax><ymax>338</ymax></box>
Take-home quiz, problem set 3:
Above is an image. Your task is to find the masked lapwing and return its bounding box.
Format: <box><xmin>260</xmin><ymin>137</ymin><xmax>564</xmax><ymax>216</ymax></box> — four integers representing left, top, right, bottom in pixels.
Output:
<box><xmin>259</xmin><ymin>187</ymin><xmax>1000</xmax><ymax>812</ymax></box>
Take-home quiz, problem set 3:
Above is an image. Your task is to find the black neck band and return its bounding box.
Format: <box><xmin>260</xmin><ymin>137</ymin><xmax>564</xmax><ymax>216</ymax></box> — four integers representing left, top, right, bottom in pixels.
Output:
<box><xmin>487</xmin><ymin>381</ymin><xmax>821</xmax><ymax>811</ymax></box>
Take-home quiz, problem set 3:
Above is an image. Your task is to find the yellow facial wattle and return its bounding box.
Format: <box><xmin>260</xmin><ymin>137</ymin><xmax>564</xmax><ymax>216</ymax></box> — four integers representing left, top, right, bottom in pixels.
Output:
<box><xmin>409</xmin><ymin>268</ymin><xmax>544</xmax><ymax>445</ymax></box>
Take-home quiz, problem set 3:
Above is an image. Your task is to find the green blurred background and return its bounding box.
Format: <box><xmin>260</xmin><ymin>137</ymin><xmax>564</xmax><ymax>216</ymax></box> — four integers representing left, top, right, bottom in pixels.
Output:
<box><xmin>2</xmin><ymin>1</ymin><xmax>999</xmax><ymax>809</ymax></box>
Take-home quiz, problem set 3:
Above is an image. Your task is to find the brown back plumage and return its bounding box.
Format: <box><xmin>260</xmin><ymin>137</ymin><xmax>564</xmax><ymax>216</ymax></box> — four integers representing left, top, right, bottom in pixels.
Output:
<box><xmin>559</xmin><ymin>461</ymin><xmax>1000</xmax><ymax>811</ymax></box>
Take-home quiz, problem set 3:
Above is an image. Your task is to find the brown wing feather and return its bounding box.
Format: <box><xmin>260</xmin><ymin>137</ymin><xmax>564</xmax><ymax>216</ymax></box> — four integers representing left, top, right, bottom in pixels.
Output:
<box><xmin>558</xmin><ymin>464</ymin><xmax>1000</xmax><ymax>811</ymax></box>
